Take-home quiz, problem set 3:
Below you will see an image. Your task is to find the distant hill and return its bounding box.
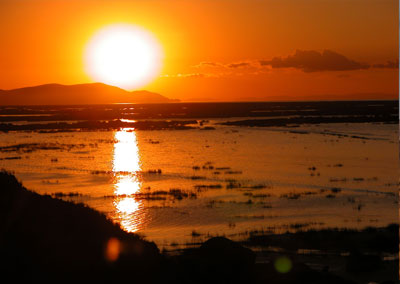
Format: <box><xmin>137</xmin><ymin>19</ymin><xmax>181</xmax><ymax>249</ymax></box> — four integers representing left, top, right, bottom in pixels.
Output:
<box><xmin>0</xmin><ymin>83</ymin><xmax>178</xmax><ymax>105</ymax></box>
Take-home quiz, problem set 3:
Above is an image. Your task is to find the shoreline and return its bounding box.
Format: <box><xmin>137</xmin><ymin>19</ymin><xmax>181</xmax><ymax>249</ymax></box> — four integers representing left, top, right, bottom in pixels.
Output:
<box><xmin>0</xmin><ymin>115</ymin><xmax>397</xmax><ymax>133</ymax></box>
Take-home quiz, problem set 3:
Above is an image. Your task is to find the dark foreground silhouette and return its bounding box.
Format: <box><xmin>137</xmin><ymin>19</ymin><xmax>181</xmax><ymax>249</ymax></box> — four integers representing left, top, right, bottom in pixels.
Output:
<box><xmin>0</xmin><ymin>170</ymin><xmax>397</xmax><ymax>283</ymax></box>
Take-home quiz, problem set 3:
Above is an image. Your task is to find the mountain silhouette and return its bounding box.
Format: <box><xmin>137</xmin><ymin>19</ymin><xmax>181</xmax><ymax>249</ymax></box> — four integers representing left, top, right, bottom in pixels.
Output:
<box><xmin>0</xmin><ymin>83</ymin><xmax>178</xmax><ymax>105</ymax></box>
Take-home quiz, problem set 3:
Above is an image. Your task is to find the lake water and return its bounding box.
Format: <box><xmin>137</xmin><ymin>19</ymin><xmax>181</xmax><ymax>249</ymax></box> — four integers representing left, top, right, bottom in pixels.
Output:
<box><xmin>0</xmin><ymin>102</ymin><xmax>397</xmax><ymax>250</ymax></box>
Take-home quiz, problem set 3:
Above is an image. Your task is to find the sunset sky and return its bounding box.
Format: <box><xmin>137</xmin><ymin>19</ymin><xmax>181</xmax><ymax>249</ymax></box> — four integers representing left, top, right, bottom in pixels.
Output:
<box><xmin>0</xmin><ymin>0</ymin><xmax>398</xmax><ymax>101</ymax></box>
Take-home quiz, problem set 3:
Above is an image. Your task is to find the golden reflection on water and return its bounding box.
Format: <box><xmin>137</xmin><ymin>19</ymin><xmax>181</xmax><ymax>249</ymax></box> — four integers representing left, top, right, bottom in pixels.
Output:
<box><xmin>113</xmin><ymin>129</ymin><xmax>141</xmax><ymax>174</ymax></box>
<box><xmin>112</xmin><ymin>128</ymin><xmax>144</xmax><ymax>233</ymax></box>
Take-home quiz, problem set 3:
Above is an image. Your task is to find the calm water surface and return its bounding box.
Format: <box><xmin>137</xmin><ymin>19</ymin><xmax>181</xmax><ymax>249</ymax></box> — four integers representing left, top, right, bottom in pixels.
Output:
<box><xmin>0</xmin><ymin>117</ymin><xmax>397</xmax><ymax>249</ymax></box>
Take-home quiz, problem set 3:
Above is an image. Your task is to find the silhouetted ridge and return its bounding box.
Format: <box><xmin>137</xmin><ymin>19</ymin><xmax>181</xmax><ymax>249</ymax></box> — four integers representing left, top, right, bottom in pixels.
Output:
<box><xmin>0</xmin><ymin>83</ymin><xmax>178</xmax><ymax>105</ymax></box>
<box><xmin>0</xmin><ymin>170</ymin><xmax>161</xmax><ymax>281</ymax></box>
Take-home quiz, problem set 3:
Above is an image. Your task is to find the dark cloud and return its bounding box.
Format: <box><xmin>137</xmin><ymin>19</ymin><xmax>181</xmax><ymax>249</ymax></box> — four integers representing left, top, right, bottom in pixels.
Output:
<box><xmin>372</xmin><ymin>59</ymin><xmax>399</xmax><ymax>69</ymax></box>
<box><xmin>194</xmin><ymin>61</ymin><xmax>253</xmax><ymax>69</ymax></box>
<box><xmin>259</xmin><ymin>50</ymin><xmax>369</xmax><ymax>72</ymax></box>
<box><xmin>226</xmin><ymin>62</ymin><xmax>251</xmax><ymax>68</ymax></box>
<box><xmin>190</xmin><ymin>50</ymin><xmax>394</xmax><ymax>75</ymax></box>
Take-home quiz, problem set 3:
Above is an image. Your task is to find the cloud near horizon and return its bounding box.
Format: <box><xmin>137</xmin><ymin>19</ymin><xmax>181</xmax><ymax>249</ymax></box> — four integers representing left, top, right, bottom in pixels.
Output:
<box><xmin>226</xmin><ymin>62</ymin><xmax>252</xmax><ymax>68</ymax></box>
<box><xmin>174</xmin><ymin>50</ymin><xmax>398</xmax><ymax>79</ymax></box>
<box><xmin>192</xmin><ymin>62</ymin><xmax>223</xmax><ymax>68</ymax></box>
<box><xmin>161</xmin><ymin>73</ymin><xmax>206</xmax><ymax>78</ymax></box>
<box><xmin>259</xmin><ymin>49</ymin><xmax>370</xmax><ymax>72</ymax></box>
<box><xmin>193</xmin><ymin>50</ymin><xmax>374</xmax><ymax>72</ymax></box>
<box><xmin>193</xmin><ymin>61</ymin><xmax>253</xmax><ymax>69</ymax></box>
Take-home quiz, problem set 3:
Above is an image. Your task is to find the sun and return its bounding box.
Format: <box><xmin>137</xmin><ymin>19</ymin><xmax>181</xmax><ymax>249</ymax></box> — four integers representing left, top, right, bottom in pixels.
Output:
<box><xmin>84</xmin><ymin>24</ymin><xmax>163</xmax><ymax>90</ymax></box>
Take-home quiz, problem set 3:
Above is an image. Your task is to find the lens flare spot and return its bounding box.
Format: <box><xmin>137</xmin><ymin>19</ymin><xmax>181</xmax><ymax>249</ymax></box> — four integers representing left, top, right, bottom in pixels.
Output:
<box><xmin>274</xmin><ymin>256</ymin><xmax>292</xmax><ymax>273</ymax></box>
<box><xmin>105</xmin><ymin>237</ymin><xmax>121</xmax><ymax>262</ymax></box>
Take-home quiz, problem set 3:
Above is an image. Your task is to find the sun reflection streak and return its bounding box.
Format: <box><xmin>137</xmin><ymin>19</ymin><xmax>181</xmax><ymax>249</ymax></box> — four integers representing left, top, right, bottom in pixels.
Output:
<box><xmin>113</xmin><ymin>128</ymin><xmax>141</xmax><ymax>174</ymax></box>
<box><xmin>114</xmin><ymin>175</ymin><xmax>141</xmax><ymax>196</ymax></box>
<box><xmin>112</xmin><ymin>128</ymin><xmax>144</xmax><ymax>233</ymax></box>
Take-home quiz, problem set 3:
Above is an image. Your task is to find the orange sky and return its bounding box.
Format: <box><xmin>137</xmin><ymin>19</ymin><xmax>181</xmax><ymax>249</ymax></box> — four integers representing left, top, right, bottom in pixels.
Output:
<box><xmin>0</xmin><ymin>0</ymin><xmax>398</xmax><ymax>101</ymax></box>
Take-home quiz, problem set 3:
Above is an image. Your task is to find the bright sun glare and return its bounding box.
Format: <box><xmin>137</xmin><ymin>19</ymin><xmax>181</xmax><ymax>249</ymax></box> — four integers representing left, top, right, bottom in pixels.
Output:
<box><xmin>85</xmin><ymin>24</ymin><xmax>163</xmax><ymax>90</ymax></box>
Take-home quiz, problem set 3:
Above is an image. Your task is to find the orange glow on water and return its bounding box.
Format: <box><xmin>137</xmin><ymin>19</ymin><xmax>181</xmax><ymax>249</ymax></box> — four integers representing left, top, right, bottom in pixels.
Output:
<box><xmin>112</xmin><ymin>128</ymin><xmax>144</xmax><ymax>232</ymax></box>
<box><xmin>114</xmin><ymin>196</ymin><xmax>144</xmax><ymax>233</ymax></box>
